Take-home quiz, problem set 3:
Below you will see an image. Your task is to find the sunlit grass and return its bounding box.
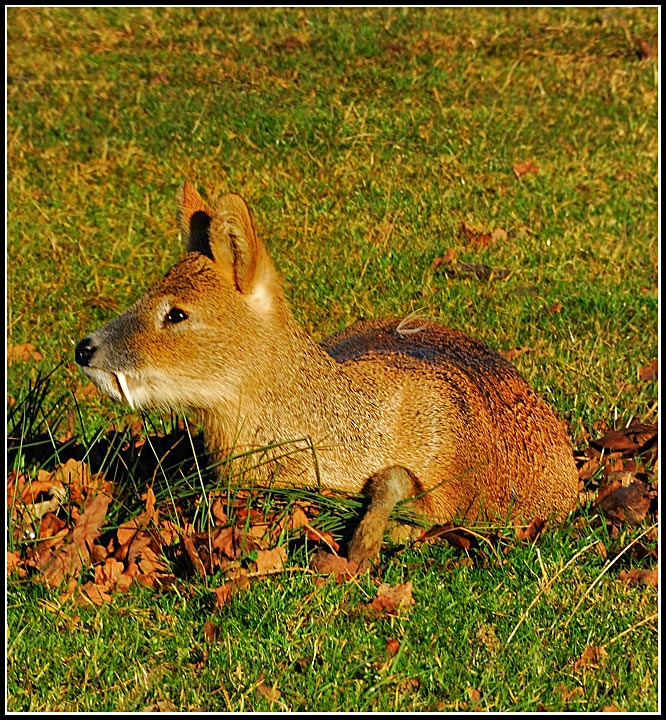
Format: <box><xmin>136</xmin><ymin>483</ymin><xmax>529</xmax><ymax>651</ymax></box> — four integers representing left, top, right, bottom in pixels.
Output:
<box><xmin>6</xmin><ymin>6</ymin><xmax>658</xmax><ymax>712</ymax></box>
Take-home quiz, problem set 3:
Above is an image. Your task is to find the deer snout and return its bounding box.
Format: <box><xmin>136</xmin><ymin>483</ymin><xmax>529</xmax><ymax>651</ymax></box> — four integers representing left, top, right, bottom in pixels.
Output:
<box><xmin>75</xmin><ymin>337</ymin><xmax>96</xmax><ymax>367</ymax></box>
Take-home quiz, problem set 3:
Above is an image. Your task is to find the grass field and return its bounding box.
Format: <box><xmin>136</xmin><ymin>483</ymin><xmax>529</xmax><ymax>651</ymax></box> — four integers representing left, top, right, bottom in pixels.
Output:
<box><xmin>6</xmin><ymin>7</ymin><xmax>659</xmax><ymax>712</ymax></box>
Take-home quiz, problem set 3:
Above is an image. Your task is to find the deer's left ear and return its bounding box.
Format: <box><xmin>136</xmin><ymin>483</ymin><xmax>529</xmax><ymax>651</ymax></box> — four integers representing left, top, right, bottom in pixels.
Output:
<box><xmin>177</xmin><ymin>181</ymin><xmax>215</xmax><ymax>255</ymax></box>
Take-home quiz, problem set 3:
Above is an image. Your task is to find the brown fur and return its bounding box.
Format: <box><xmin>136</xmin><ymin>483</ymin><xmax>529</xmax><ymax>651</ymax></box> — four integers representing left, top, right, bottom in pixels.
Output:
<box><xmin>75</xmin><ymin>182</ymin><xmax>579</xmax><ymax>567</ymax></box>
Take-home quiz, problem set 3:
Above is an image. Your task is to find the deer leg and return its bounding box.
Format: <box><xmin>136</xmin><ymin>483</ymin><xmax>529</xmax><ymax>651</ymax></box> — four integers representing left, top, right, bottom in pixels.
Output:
<box><xmin>347</xmin><ymin>465</ymin><xmax>422</xmax><ymax>568</ymax></box>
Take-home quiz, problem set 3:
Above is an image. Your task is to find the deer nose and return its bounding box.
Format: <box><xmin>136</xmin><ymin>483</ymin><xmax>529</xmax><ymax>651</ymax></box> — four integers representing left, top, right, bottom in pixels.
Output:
<box><xmin>75</xmin><ymin>337</ymin><xmax>96</xmax><ymax>366</ymax></box>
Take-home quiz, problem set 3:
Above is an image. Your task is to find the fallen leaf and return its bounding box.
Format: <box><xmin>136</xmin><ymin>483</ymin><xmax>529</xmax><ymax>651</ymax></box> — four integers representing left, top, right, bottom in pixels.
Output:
<box><xmin>438</xmin><ymin>248</ymin><xmax>458</xmax><ymax>267</ymax></box>
<box><xmin>617</xmin><ymin>568</ymin><xmax>658</xmax><ymax>587</ymax></box>
<box><xmin>36</xmin><ymin>489</ymin><xmax>111</xmax><ymax>587</ymax></box>
<box><xmin>183</xmin><ymin>535</ymin><xmax>207</xmax><ymax>578</ymax></box>
<box><xmin>367</xmin><ymin>582</ymin><xmax>415</xmax><ymax>615</ymax></box>
<box><xmin>254</xmin><ymin>546</ymin><xmax>287</xmax><ymax>575</ymax></box>
<box><xmin>301</xmin><ymin>524</ymin><xmax>340</xmax><ymax>552</ymax></box>
<box><xmin>80</xmin><ymin>581</ymin><xmax>113</xmax><ymax>606</ymax></box>
<box><xmin>558</xmin><ymin>684</ymin><xmax>584</xmax><ymax>703</ymax></box>
<box><xmin>210</xmin><ymin>526</ymin><xmax>239</xmax><ymax>560</ymax></box>
<box><xmin>500</xmin><ymin>346</ymin><xmax>531</xmax><ymax>362</ymax></box>
<box><xmin>573</xmin><ymin>645</ymin><xmax>608</xmax><ymax>672</ymax></box>
<box><xmin>203</xmin><ymin>620</ymin><xmax>221</xmax><ymax>643</ymax></box>
<box><xmin>385</xmin><ymin>638</ymin><xmax>401</xmax><ymax>657</ymax></box>
<box><xmin>211</xmin><ymin>572</ymin><xmax>249</xmax><ymax>609</ymax></box>
<box><xmin>636</xmin><ymin>38</ymin><xmax>657</xmax><ymax>60</ymax></box>
<box><xmin>256</xmin><ymin>671</ymin><xmax>281</xmax><ymax>702</ymax></box>
<box><xmin>514</xmin><ymin>517</ymin><xmax>545</xmax><ymax>543</ymax></box>
<box><xmin>513</xmin><ymin>160</ymin><xmax>539</xmax><ymax>178</ymax></box>
<box><xmin>310</xmin><ymin>550</ymin><xmax>358</xmax><ymax>581</ymax></box>
<box><xmin>590</xmin><ymin>422</ymin><xmax>657</xmax><ymax>454</ymax></box>
<box><xmin>143</xmin><ymin>700</ymin><xmax>178</xmax><ymax>712</ymax></box>
<box><xmin>7</xmin><ymin>551</ymin><xmax>22</xmax><ymax>576</ymax></box>
<box><xmin>287</xmin><ymin>506</ymin><xmax>310</xmax><ymax>530</ymax></box>
<box><xmin>459</xmin><ymin>222</ymin><xmax>493</xmax><ymax>248</ymax></box>
<box><xmin>467</xmin><ymin>687</ymin><xmax>481</xmax><ymax>702</ymax></box>
<box><xmin>8</xmin><ymin>342</ymin><xmax>43</xmax><ymax>363</ymax></box>
<box><xmin>593</xmin><ymin>479</ymin><xmax>655</xmax><ymax>526</ymax></box>
<box><xmin>116</xmin><ymin>489</ymin><xmax>158</xmax><ymax>546</ymax></box>
<box><xmin>638</xmin><ymin>360</ymin><xmax>657</xmax><ymax>382</ymax></box>
<box><xmin>272</xmin><ymin>32</ymin><xmax>309</xmax><ymax>52</ymax></box>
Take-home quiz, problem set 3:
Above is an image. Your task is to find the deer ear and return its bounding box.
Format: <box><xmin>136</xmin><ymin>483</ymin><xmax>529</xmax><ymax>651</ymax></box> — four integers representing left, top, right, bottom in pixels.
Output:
<box><xmin>210</xmin><ymin>193</ymin><xmax>264</xmax><ymax>294</ymax></box>
<box><xmin>177</xmin><ymin>181</ymin><xmax>215</xmax><ymax>256</ymax></box>
<box><xmin>178</xmin><ymin>183</ymin><xmax>270</xmax><ymax>296</ymax></box>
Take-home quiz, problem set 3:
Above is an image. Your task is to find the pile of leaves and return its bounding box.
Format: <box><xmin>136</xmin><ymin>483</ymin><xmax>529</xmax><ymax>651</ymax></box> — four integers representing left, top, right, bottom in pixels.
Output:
<box><xmin>7</xmin><ymin>451</ymin><xmax>347</xmax><ymax>608</ymax></box>
<box><xmin>6</xmin><ymin>414</ymin><xmax>658</xmax><ymax>610</ymax></box>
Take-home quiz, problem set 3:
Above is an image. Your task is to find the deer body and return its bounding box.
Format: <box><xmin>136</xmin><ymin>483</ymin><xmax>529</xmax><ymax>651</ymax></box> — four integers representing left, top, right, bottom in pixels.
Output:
<box><xmin>76</xmin><ymin>183</ymin><xmax>578</xmax><ymax>567</ymax></box>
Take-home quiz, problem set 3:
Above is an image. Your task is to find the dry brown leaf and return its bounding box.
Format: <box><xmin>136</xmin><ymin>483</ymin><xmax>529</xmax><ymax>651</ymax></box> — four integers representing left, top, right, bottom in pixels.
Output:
<box><xmin>617</xmin><ymin>568</ymin><xmax>658</xmax><ymax>588</ymax></box>
<box><xmin>500</xmin><ymin>346</ymin><xmax>531</xmax><ymax>362</ymax></box>
<box><xmin>513</xmin><ymin>160</ymin><xmax>539</xmax><ymax>178</ymax></box>
<box><xmin>211</xmin><ymin>526</ymin><xmax>239</xmax><ymax>560</ymax></box>
<box><xmin>590</xmin><ymin>422</ymin><xmax>657</xmax><ymax>454</ymax></box>
<box><xmin>211</xmin><ymin>572</ymin><xmax>249</xmax><ymax>609</ymax></box>
<box><xmin>558</xmin><ymin>685</ymin><xmax>584</xmax><ymax>703</ymax></box>
<box><xmin>301</xmin><ymin>524</ymin><xmax>340</xmax><ymax>552</ymax></box>
<box><xmin>20</xmin><ymin>471</ymin><xmax>65</xmax><ymax>503</ymax></box>
<box><xmin>212</xmin><ymin>582</ymin><xmax>234</xmax><ymax>608</ymax></box>
<box><xmin>467</xmin><ymin>687</ymin><xmax>481</xmax><ymax>702</ymax></box>
<box><xmin>37</xmin><ymin>489</ymin><xmax>111</xmax><ymax>587</ymax></box>
<box><xmin>8</xmin><ymin>342</ymin><xmax>43</xmax><ymax>363</ymax></box>
<box><xmin>287</xmin><ymin>506</ymin><xmax>310</xmax><ymax>530</ymax></box>
<box><xmin>254</xmin><ymin>546</ymin><xmax>287</xmax><ymax>575</ymax></box>
<box><xmin>429</xmin><ymin>251</ymin><xmax>451</xmax><ymax>271</ymax></box>
<box><xmin>256</xmin><ymin>672</ymin><xmax>281</xmax><ymax>703</ymax></box>
<box><xmin>573</xmin><ymin>645</ymin><xmax>608</xmax><ymax>672</ymax></box>
<box><xmin>203</xmin><ymin>620</ymin><xmax>221</xmax><ymax>643</ymax></box>
<box><xmin>7</xmin><ymin>551</ymin><xmax>22</xmax><ymax>576</ymax></box>
<box><xmin>577</xmin><ymin>456</ymin><xmax>601</xmax><ymax>482</ymax></box>
<box><xmin>183</xmin><ymin>535</ymin><xmax>207</xmax><ymax>578</ymax></box>
<box><xmin>367</xmin><ymin>582</ymin><xmax>415</xmax><ymax>615</ymax></box>
<box><xmin>211</xmin><ymin>498</ymin><xmax>228</xmax><ymax>524</ymax></box>
<box><xmin>514</xmin><ymin>517</ymin><xmax>545</xmax><ymax>543</ymax></box>
<box><xmin>636</xmin><ymin>38</ymin><xmax>658</xmax><ymax>60</ymax></box>
<box><xmin>116</xmin><ymin>487</ymin><xmax>159</xmax><ymax>546</ymax></box>
<box><xmin>310</xmin><ymin>550</ymin><xmax>358</xmax><ymax>581</ymax></box>
<box><xmin>143</xmin><ymin>701</ymin><xmax>179</xmax><ymax>713</ymax></box>
<box><xmin>459</xmin><ymin>221</ymin><xmax>493</xmax><ymax>248</ymax></box>
<box><xmin>638</xmin><ymin>360</ymin><xmax>658</xmax><ymax>382</ymax></box>
<box><xmin>80</xmin><ymin>581</ymin><xmax>113</xmax><ymax>606</ymax></box>
<box><xmin>385</xmin><ymin>638</ymin><xmax>401</xmax><ymax>657</ymax></box>
<box><xmin>594</xmin><ymin>479</ymin><xmax>655</xmax><ymax>526</ymax></box>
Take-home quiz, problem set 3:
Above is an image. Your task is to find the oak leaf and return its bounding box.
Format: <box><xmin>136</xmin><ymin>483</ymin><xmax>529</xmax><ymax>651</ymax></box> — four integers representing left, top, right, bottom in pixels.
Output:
<box><xmin>37</xmin><ymin>489</ymin><xmax>111</xmax><ymax>587</ymax></box>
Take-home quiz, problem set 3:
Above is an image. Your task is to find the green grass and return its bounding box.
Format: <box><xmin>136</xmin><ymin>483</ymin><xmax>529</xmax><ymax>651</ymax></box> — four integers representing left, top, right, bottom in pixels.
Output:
<box><xmin>7</xmin><ymin>521</ymin><xmax>659</xmax><ymax>712</ymax></box>
<box><xmin>6</xmin><ymin>7</ymin><xmax>658</xmax><ymax>713</ymax></box>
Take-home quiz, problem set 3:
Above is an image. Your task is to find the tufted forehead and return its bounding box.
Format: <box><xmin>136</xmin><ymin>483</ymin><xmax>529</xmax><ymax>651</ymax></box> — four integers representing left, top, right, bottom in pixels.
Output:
<box><xmin>145</xmin><ymin>252</ymin><xmax>230</xmax><ymax>300</ymax></box>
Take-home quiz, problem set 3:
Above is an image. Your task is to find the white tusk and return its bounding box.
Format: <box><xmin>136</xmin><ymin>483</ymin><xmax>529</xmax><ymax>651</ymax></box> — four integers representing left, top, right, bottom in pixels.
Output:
<box><xmin>116</xmin><ymin>372</ymin><xmax>134</xmax><ymax>409</ymax></box>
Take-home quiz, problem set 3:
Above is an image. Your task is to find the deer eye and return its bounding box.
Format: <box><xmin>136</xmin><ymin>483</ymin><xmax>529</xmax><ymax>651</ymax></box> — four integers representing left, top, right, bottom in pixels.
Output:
<box><xmin>165</xmin><ymin>307</ymin><xmax>189</xmax><ymax>324</ymax></box>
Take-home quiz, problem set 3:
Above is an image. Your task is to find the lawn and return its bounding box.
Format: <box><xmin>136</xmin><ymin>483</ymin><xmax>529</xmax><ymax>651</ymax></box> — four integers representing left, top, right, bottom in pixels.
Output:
<box><xmin>6</xmin><ymin>7</ymin><xmax>659</xmax><ymax>712</ymax></box>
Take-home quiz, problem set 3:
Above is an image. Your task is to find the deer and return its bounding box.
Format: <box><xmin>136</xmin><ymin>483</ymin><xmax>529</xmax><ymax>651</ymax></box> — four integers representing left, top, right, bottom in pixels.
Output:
<box><xmin>75</xmin><ymin>182</ymin><xmax>579</xmax><ymax>569</ymax></box>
